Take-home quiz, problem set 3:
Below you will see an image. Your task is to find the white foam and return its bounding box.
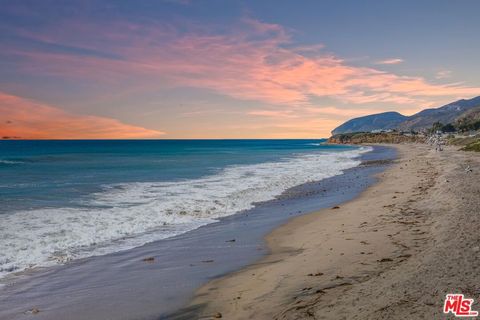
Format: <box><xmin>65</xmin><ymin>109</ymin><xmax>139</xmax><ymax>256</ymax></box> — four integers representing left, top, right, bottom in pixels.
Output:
<box><xmin>0</xmin><ymin>160</ymin><xmax>23</xmax><ymax>165</ymax></box>
<box><xmin>0</xmin><ymin>147</ymin><xmax>371</xmax><ymax>278</ymax></box>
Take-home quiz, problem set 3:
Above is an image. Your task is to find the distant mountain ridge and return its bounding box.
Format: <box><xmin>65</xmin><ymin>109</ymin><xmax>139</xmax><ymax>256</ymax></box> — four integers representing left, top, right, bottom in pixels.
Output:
<box><xmin>331</xmin><ymin>112</ymin><xmax>407</xmax><ymax>135</ymax></box>
<box><xmin>331</xmin><ymin>96</ymin><xmax>480</xmax><ymax>135</ymax></box>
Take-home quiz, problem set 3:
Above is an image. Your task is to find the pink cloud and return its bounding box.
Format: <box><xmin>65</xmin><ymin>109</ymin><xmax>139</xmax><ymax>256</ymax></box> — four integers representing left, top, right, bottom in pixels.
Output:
<box><xmin>0</xmin><ymin>92</ymin><xmax>164</xmax><ymax>139</ymax></box>
<box><xmin>5</xmin><ymin>18</ymin><xmax>480</xmax><ymax>114</ymax></box>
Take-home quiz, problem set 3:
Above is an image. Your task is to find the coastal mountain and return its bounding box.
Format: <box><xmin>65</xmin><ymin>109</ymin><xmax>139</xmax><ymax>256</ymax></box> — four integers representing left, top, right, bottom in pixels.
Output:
<box><xmin>396</xmin><ymin>96</ymin><xmax>480</xmax><ymax>131</ymax></box>
<box><xmin>331</xmin><ymin>96</ymin><xmax>480</xmax><ymax>134</ymax></box>
<box><xmin>331</xmin><ymin>112</ymin><xmax>407</xmax><ymax>135</ymax></box>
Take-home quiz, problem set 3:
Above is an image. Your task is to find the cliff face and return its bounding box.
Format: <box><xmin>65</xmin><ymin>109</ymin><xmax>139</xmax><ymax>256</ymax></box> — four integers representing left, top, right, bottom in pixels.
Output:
<box><xmin>328</xmin><ymin>132</ymin><xmax>426</xmax><ymax>144</ymax></box>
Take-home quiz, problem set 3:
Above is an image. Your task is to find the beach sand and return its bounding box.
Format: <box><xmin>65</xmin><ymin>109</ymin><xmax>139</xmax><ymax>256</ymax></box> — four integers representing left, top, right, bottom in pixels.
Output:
<box><xmin>186</xmin><ymin>144</ymin><xmax>480</xmax><ymax>319</ymax></box>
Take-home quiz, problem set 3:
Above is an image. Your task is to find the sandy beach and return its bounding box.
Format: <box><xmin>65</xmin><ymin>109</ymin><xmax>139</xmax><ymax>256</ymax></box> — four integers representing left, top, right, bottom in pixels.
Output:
<box><xmin>185</xmin><ymin>144</ymin><xmax>480</xmax><ymax>319</ymax></box>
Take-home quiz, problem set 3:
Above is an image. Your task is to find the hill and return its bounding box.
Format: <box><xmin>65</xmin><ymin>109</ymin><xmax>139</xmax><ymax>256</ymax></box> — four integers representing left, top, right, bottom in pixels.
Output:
<box><xmin>331</xmin><ymin>96</ymin><xmax>480</xmax><ymax>135</ymax></box>
<box><xmin>331</xmin><ymin>112</ymin><xmax>407</xmax><ymax>135</ymax></box>
<box><xmin>396</xmin><ymin>96</ymin><xmax>480</xmax><ymax>131</ymax></box>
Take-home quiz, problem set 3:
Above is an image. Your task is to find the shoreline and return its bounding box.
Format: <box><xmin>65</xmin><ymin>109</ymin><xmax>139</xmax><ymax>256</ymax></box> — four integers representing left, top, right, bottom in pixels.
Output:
<box><xmin>0</xmin><ymin>146</ymin><xmax>394</xmax><ymax>320</ymax></box>
<box><xmin>179</xmin><ymin>144</ymin><xmax>480</xmax><ymax>319</ymax></box>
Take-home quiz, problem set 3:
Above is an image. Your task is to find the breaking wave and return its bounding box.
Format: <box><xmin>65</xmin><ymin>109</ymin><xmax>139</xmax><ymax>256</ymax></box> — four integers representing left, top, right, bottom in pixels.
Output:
<box><xmin>0</xmin><ymin>147</ymin><xmax>370</xmax><ymax>278</ymax></box>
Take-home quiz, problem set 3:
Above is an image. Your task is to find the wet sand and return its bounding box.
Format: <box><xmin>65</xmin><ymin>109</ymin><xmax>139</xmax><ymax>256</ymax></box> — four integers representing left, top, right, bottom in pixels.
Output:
<box><xmin>184</xmin><ymin>144</ymin><xmax>480</xmax><ymax>319</ymax></box>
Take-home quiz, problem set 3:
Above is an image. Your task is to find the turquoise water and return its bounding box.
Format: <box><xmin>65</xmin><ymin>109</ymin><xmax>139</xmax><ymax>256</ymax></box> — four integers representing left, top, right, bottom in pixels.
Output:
<box><xmin>0</xmin><ymin>139</ymin><xmax>368</xmax><ymax>278</ymax></box>
<box><xmin>0</xmin><ymin>139</ymin><xmax>352</xmax><ymax>212</ymax></box>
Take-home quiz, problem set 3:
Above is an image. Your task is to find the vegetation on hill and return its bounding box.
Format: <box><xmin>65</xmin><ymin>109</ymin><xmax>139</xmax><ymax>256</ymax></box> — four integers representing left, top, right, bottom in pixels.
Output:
<box><xmin>447</xmin><ymin>135</ymin><xmax>480</xmax><ymax>152</ymax></box>
<box><xmin>454</xmin><ymin>106</ymin><xmax>480</xmax><ymax>132</ymax></box>
<box><xmin>423</xmin><ymin>106</ymin><xmax>480</xmax><ymax>134</ymax></box>
<box><xmin>461</xmin><ymin>140</ymin><xmax>480</xmax><ymax>152</ymax></box>
<box><xmin>329</xmin><ymin>131</ymin><xmax>480</xmax><ymax>152</ymax></box>
<box><xmin>328</xmin><ymin>132</ymin><xmax>425</xmax><ymax>144</ymax></box>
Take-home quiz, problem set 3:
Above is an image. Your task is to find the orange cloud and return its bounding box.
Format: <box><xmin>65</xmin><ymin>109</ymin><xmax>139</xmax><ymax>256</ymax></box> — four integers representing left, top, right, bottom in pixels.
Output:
<box><xmin>225</xmin><ymin>117</ymin><xmax>343</xmax><ymax>139</ymax></box>
<box><xmin>0</xmin><ymin>92</ymin><xmax>164</xmax><ymax>139</ymax></box>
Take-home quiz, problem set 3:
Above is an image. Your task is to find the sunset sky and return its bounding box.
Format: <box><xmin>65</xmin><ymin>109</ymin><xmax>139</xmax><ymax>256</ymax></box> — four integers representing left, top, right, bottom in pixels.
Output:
<box><xmin>1</xmin><ymin>0</ymin><xmax>480</xmax><ymax>139</ymax></box>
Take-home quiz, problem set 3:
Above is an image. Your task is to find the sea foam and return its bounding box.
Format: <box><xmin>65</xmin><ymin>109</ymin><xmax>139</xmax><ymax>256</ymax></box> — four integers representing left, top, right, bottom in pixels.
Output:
<box><xmin>0</xmin><ymin>147</ymin><xmax>370</xmax><ymax>278</ymax></box>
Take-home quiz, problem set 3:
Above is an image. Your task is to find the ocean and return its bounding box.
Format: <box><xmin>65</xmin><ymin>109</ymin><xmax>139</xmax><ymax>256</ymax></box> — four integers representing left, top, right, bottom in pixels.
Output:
<box><xmin>0</xmin><ymin>139</ymin><xmax>370</xmax><ymax>280</ymax></box>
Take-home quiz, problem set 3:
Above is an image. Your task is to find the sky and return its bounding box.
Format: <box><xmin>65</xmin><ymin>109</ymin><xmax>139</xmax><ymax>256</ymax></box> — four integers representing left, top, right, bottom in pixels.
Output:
<box><xmin>1</xmin><ymin>0</ymin><xmax>480</xmax><ymax>139</ymax></box>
